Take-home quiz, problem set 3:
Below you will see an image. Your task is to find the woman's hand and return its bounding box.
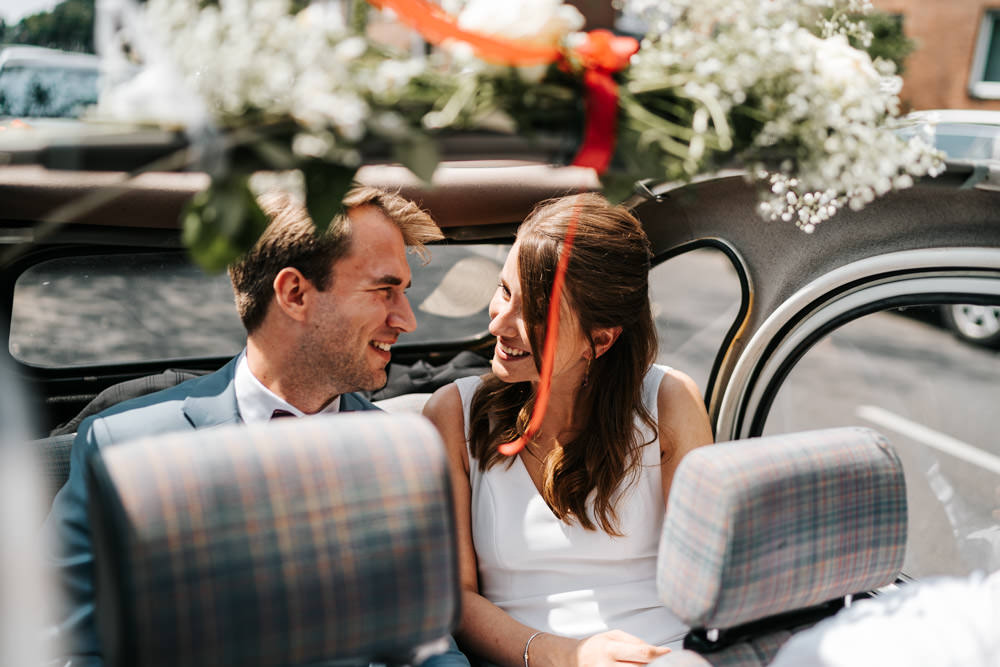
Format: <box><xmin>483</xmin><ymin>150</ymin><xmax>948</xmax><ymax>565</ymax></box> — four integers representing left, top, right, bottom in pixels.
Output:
<box><xmin>572</xmin><ymin>630</ymin><xmax>670</xmax><ymax>667</ymax></box>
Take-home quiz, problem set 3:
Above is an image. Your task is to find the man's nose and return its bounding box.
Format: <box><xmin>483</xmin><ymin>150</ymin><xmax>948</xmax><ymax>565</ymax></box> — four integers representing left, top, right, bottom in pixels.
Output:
<box><xmin>389</xmin><ymin>293</ymin><xmax>417</xmax><ymax>333</ymax></box>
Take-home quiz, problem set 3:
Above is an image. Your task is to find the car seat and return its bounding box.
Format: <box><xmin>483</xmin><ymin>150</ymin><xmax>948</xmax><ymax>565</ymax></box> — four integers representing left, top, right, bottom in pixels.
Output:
<box><xmin>84</xmin><ymin>412</ymin><xmax>460</xmax><ymax>667</ymax></box>
<box><xmin>652</xmin><ymin>426</ymin><xmax>908</xmax><ymax>666</ymax></box>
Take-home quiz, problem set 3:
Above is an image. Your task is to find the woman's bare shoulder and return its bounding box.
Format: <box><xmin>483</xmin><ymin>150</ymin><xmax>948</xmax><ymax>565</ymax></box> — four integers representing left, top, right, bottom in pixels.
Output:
<box><xmin>656</xmin><ymin>367</ymin><xmax>714</xmax><ymax>451</ymax></box>
<box><xmin>656</xmin><ymin>367</ymin><xmax>704</xmax><ymax>407</ymax></box>
<box><xmin>422</xmin><ymin>383</ymin><xmax>471</xmax><ymax>468</ymax></box>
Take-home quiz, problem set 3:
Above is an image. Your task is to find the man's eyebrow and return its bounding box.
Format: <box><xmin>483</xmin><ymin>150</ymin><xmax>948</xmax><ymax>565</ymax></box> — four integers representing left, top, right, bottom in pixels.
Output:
<box><xmin>371</xmin><ymin>274</ymin><xmax>411</xmax><ymax>289</ymax></box>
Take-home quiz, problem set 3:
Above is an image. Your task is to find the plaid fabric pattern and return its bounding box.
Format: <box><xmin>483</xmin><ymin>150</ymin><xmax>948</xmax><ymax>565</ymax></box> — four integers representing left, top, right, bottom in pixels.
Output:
<box><xmin>34</xmin><ymin>432</ymin><xmax>74</xmax><ymax>504</ymax></box>
<box><xmin>91</xmin><ymin>413</ymin><xmax>458</xmax><ymax>667</ymax></box>
<box><xmin>658</xmin><ymin>426</ymin><xmax>906</xmax><ymax>630</ymax></box>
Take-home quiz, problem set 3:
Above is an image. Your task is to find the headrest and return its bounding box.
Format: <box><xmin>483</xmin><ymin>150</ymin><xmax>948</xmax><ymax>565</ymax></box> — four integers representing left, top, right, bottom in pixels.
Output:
<box><xmin>658</xmin><ymin>426</ymin><xmax>906</xmax><ymax>630</ymax></box>
<box><xmin>86</xmin><ymin>413</ymin><xmax>459</xmax><ymax>667</ymax></box>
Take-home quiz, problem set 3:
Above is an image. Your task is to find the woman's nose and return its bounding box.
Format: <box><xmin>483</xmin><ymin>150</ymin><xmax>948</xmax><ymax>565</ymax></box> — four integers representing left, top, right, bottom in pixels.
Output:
<box><xmin>488</xmin><ymin>294</ymin><xmax>513</xmax><ymax>337</ymax></box>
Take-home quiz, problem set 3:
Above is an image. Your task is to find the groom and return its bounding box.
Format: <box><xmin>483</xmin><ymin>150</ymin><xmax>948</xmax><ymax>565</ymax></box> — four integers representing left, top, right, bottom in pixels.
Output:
<box><xmin>43</xmin><ymin>185</ymin><xmax>464</xmax><ymax>666</ymax></box>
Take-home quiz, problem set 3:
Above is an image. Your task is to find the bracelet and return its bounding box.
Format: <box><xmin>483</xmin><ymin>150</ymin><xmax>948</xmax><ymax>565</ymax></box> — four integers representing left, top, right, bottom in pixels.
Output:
<box><xmin>523</xmin><ymin>631</ymin><xmax>545</xmax><ymax>667</ymax></box>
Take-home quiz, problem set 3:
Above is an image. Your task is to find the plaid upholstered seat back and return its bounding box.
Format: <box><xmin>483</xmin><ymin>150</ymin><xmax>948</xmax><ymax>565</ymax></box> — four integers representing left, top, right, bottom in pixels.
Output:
<box><xmin>87</xmin><ymin>413</ymin><xmax>459</xmax><ymax>667</ymax></box>
<box><xmin>655</xmin><ymin>427</ymin><xmax>907</xmax><ymax>666</ymax></box>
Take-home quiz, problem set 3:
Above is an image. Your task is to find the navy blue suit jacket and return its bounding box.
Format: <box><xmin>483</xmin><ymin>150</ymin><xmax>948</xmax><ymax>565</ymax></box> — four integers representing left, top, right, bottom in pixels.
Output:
<box><xmin>43</xmin><ymin>356</ymin><xmax>379</xmax><ymax>666</ymax></box>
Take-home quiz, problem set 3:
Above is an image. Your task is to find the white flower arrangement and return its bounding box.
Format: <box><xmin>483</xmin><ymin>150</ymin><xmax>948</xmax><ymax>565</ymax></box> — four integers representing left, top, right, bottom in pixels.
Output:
<box><xmin>94</xmin><ymin>0</ymin><xmax>943</xmax><ymax>267</ymax></box>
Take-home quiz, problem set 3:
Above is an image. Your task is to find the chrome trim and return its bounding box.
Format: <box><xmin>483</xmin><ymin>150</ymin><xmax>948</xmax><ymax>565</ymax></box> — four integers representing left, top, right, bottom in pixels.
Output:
<box><xmin>716</xmin><ymin>248</ymin><xmax>1000</xmax><ymax>440</ymax></box>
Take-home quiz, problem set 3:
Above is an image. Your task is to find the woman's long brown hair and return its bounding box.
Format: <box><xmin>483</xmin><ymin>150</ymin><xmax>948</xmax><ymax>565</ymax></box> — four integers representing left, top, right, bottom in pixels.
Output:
<box><xmin>468</xmin><ymin>193</ymin><xmax>658</xmax><ymax>534</ymax></box>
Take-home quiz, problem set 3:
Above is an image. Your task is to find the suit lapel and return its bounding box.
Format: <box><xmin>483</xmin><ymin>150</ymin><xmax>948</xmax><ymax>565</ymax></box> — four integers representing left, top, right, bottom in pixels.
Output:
<box><xmin>340</xmin><ymin>392</ymin><xmax>380</xmax><ymax>413</ymax></box>
<box><xmin>181</xmin><ymin>356</ymin><xmax>242</xmax><ymax>428</ymax></box>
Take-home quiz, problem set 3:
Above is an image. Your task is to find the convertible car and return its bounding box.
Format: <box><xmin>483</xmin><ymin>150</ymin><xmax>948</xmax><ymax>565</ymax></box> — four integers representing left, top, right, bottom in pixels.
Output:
<box><xmin>0</xmin><ymin>120</ymin><xmax>998</xmax><ymax>665</ymax></box>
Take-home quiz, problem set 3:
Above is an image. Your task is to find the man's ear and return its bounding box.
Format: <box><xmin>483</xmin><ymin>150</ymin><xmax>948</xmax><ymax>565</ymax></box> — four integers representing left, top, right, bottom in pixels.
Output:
<box><xmin>591</xmin><ymin>326</ymin><xmax>623</xmax><ymax>359</ymax></box>
<box><xmin>272</xmin><ymin>267</ymin><xmax>313</xmax><ymax>322</ymax></box>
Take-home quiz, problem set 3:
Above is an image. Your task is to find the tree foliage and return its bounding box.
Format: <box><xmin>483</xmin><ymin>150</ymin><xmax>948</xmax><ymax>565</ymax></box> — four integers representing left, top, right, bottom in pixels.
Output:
<box><xmin>0</xmin><ymin>0</ymin><xmax>95</xmax><ymax>54</ymax></box>
<box><xmin>862</xmin><ymin>11</ymin><xmax>916</xmax><ymax>75</ymax></box>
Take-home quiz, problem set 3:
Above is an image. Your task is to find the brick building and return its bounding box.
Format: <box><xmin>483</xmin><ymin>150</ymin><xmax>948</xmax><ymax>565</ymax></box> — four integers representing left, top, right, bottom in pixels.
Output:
<box><xmin>872</xmin><ymin>0</ymin><xmax>1000</xmax><ymax>111</ymax></box>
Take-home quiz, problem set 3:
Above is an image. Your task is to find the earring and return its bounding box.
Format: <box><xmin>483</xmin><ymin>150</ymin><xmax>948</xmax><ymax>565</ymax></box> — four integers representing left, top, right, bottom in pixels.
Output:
<box><xmin>582</xmin><ymin>357</ymin><xmax>592</xmax><ymax>387</ymax></box>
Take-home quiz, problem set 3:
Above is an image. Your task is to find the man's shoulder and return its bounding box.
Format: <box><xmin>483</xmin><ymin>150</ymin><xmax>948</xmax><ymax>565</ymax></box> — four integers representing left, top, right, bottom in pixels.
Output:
<box><xmin>81</xmin><ymin>359</ymin><xmax>239</xmax><ymax>447</ymax></box>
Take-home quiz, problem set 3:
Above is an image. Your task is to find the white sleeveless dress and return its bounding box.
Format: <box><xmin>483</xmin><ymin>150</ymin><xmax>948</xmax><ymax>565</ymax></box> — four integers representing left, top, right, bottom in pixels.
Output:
<box><xmin>455</xmin><ymin>364</ymin><xmax>688</xmax><ymax>648</ymax></box>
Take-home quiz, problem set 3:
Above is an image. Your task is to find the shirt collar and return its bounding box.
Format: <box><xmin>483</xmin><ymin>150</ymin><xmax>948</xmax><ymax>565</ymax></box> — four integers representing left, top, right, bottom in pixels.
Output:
<box><xmin>234</xmin><ymin>349</ymin><xmax>341</xmax><ymax>424</ymax></box>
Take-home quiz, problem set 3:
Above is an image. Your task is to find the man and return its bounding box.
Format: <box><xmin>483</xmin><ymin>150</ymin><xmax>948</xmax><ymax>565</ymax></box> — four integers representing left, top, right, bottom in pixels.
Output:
<box><xmin>43</xmin><ymin>185</ymin><xmax>452</xmax><ymax>665</ymax></box>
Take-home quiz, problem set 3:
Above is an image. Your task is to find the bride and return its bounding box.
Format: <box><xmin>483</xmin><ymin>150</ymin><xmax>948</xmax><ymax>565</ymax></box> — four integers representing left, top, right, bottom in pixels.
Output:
<box><xmin>423</xmin><ymin>192</ymin><xmax>714</xmax><ymax>667</ymax></box>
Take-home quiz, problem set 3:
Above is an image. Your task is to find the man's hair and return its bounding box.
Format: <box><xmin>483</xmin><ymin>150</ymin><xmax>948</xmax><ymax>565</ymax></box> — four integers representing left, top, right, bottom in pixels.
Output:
<box><xmin>228</xmin><ymin>185</ymin><xmax>443</xmax><ymax>333</ymax></box>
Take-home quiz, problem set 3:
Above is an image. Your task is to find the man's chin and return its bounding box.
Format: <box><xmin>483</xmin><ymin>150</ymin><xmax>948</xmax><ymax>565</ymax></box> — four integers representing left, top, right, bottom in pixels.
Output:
<box><xmin>359</xmin><ymin>369</ymin><xmax>388</xmax><ymax>393</ymax></box>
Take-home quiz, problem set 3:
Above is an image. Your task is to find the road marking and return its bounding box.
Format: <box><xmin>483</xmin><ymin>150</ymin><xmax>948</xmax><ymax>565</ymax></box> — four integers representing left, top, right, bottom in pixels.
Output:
<box><xmin>856</xmin><ymin>405</ymin><xmax>1000</xmax><ymax>476</ymax></box>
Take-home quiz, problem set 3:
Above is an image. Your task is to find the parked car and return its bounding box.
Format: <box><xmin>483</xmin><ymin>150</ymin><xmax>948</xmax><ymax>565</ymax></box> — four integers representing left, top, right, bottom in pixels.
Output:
<box><xmin>898</xmin><ymin>110</ymin><xmax>1000</xmax><ymax>348</ymax></box>
<box><xmin>1</xmin><ymin>122</ymin><xmax>998</xmax><ymax>663</ymax></box>
<box><xmin>0</xmin><ymin>45</ymin><xmax>100</xmax><ymax>119</ymax></box>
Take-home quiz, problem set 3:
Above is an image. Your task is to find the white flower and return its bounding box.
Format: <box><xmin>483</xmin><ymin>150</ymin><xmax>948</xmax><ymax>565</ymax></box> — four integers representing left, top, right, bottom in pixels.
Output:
<box><xmin>809</xmin><ymin>34</ymin><xmax>880</xmax><ymax>94</ymax></box>
<box><xmin>457</xmin><ymin>0</ymin><xmax>584</xmax><ymax>47</ymax></box>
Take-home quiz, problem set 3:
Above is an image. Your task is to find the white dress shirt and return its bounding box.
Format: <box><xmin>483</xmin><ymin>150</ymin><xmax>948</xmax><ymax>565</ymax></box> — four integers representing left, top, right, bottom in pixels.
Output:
<box><xmin>233</xmin><ymin>349</ymin><xmax>341</xmax><ymax>423</ymax></box>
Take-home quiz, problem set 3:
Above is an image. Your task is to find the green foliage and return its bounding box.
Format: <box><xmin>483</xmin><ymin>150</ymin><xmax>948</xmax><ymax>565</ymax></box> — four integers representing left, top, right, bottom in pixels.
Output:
<box><xmin>301</xmin><ymin>161</ymin><xmax>357</xmax><ymax>234</ymax></box>
<box><xmin>1</xmin><ymin>0</ymin><xmax>96</xmax><ymax>53</ymax></box>
<box><xmin>861</xmin><ymin>11</ymin><xmax>916</xmax><ymax>74</ymax></box>
<box><xmin>182</xmin><ymin>175</ymin><xmax>270</xmax><ymax>273</ymax></box>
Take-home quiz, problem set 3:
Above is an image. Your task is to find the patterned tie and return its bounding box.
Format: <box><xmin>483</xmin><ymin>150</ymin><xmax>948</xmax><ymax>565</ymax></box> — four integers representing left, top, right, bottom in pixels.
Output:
<box><xmin>270</xmin><ymin>409</ymin><xmax>295</xmax><ymax>419</ymax></box>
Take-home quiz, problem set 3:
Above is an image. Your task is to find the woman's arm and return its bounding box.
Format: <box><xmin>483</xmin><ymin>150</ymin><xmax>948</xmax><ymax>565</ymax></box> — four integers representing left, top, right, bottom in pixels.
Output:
<box><xmin>422</xmin><ymin>385</ymin><xmax>669</xmax><ymax>667</ymax></box>
<box><xmin>423</xmin><ymin>384</ymin><xmax>542</xmax><ymax>666</ymax></box>
<box><xmin>656</xmin><ymin>369</ymin><xmax>714</xmax><ymax>506</ymax></box>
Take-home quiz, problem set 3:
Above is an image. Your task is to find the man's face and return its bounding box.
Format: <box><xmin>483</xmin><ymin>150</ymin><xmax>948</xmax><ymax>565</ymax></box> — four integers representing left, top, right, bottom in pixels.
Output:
<box><xmin>304</xmin><ymin>205</ymin><xmax>416</xmax><ymax>393</ymax></box>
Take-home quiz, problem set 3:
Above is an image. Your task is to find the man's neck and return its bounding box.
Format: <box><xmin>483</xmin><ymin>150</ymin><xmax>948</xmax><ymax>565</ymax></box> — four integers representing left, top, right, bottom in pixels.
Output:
<box><xmin>245</xmin><ymin>338</ymin><xmax>342</xmax><ymax>414</ymax></box>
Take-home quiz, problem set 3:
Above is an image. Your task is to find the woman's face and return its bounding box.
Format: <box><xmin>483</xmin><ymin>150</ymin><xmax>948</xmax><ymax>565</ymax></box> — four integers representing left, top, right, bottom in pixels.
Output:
<box><xmin>488</xmin><ymin>239</ymin><xmax>591</xmax><ymax>386</ymax></box>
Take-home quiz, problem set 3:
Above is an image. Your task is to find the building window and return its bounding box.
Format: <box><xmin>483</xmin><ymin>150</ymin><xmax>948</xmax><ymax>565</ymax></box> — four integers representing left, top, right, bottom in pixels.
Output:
<box><xmin>969</xmin><ymin>10</ymin><xmax>1000</xmax><ymax>99</ymax></box>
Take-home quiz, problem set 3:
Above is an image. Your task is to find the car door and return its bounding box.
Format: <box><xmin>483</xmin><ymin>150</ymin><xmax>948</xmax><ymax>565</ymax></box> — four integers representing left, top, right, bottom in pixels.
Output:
<box><xmin>629</xmin><ymin>162</ymin><xmax>1000</xmax><ymax>581</ymax></box>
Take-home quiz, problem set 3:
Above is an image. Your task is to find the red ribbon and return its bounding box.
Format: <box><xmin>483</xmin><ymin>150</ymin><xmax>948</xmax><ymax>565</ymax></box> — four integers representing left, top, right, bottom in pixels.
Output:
<box><xmin>569</xmin><ymin>29</ymin><xmax>637</xmax><ymax>173</ymax></box>
<box><xmin>364</xmin><ymin>1</ymin><xmax>638</xmax><ymax>455</ymax></box>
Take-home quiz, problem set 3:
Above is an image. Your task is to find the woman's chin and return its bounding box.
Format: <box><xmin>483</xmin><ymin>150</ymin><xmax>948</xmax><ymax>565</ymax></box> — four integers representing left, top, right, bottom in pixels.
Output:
<box><xmin>491</xmin><ymin>358</ymin><xmax>526</xmax><ymax>383</ymax></box>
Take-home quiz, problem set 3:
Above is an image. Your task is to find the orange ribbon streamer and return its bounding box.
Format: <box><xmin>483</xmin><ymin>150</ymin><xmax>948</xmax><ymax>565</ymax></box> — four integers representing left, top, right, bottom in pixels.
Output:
<box><xmin>497</xmin><ymin>203</ymin><xmax>580</xmax><ymax>456</ymax></box>
<box><xmin>366</xmin><ymin>0</ymin><xmax>560</xmax><ymax>65</ymax></box>
<box><xmin>363</xmin><ymin>1</ymin><xmax>637</xmax><ymax>455</ymax></box>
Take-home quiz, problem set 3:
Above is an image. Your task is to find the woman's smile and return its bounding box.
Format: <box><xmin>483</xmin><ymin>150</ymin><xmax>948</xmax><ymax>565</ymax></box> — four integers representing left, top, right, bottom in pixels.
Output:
<box><xmin>495</xmin><ymin>340</ymin><xmax>531</xmax><ymax>361</ymax></box>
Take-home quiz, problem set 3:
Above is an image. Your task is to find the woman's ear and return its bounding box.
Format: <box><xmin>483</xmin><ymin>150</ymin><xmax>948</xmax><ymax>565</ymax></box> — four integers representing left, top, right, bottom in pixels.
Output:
<box><xmin>272</xmin><ymin>267</ymin><xmax>312</xmax><ymax>322</ymax></box>
<box><xmin>591</xmin><ymin>326</ymin><xmax>623</xmax><ymax>359</ymax></box>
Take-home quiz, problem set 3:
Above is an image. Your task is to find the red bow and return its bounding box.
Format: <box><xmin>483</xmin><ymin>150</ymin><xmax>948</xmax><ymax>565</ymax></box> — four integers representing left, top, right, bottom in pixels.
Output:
<box><xmin>367</xmin><ymin>0</ymin><xmax>637</xmax><ymax>175</ymax></box>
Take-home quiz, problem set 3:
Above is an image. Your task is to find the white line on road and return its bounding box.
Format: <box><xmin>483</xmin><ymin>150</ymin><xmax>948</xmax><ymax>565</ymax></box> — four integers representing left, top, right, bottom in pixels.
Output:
<box><xmin>856</xmin><ymin>405</ymin><xmax>1000</xmax><ymax>476</ymax></box>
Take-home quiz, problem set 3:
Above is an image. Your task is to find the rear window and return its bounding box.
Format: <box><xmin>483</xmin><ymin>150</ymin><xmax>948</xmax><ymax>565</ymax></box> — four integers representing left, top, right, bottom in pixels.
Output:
<box><xmin>9</xmin><ymin>245</ymin><xmax>508</xmax><ymax>368</ymax></box>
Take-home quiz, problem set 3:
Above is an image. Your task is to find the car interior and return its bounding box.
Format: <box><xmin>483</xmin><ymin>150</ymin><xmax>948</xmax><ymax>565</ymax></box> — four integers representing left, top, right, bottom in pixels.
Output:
<box><xmin>2</xmin><ymin>133</ymin><xmax>999</xmax><ymax>664</ymax></box>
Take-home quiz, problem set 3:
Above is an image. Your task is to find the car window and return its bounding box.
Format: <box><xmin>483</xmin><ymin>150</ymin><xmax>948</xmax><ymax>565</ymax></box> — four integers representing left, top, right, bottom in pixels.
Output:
<box><xmin>650</xmin><ymin>247</ymin><xmax>743</xmax><ymax>395</ymax></box>
<box><xmin>9</xmin><ymin>245</ymin><xmax>508</xmax><ymax>368</ymax></box>
<box><xmin>0</xmin><ymin>65</ymin><xmax>99</xmax><ymax>118</ymax></box>
<box><xmin>760</xmin><ymin>304</ymin><xmax>1000</xmax><ymax>579</ymax></box>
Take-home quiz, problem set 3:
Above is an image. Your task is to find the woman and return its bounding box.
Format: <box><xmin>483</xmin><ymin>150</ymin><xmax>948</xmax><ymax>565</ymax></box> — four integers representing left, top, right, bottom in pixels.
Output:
<box><xmin>423</xmin><ymin>193</ymin><xmax>713</xmax><ymax>667</ymax></box>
